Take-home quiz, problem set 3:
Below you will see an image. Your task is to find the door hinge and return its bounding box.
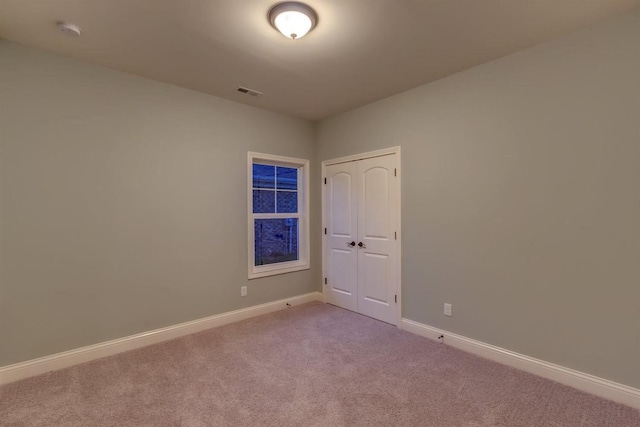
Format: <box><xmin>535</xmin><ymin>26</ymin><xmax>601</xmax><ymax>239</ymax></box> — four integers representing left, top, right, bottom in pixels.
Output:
<box><xmin>324</xmin><ymin>177</ymin><xmax>327</xmax><ymax>184</ymax></box>
<box><xmin>324</xmin><ymin>277</ymin><xmax>328</xmax><ymax>285</ymax></box>
<box><xmin>395</xmin><ymin>294</ymin><xmax>397</xmax><ymax>303</ymax></box>
<box><xmin>324</xmin><ymin>227</ymin><xmax>327</xmax><ymax>235</ymax></box>
<box><xmin>394</xmin><ymin>168</ymin><xmax>397</xmax><ymax>177</ymax></box>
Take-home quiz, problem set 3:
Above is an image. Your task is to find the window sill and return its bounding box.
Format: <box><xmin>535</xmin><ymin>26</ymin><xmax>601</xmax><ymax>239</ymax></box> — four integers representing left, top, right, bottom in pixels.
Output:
<box><xmin>249</xmin><ymin>263</ymin><xmax>310</xmax><ymax>280</ymax></box>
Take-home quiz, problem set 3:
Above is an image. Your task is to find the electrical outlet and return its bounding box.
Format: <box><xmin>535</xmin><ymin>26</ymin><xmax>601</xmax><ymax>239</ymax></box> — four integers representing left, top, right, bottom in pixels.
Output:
<box><xmin>241</xmin><ymin>286</ymin><xmax>247</xmax><ymax>297</ymax></box>
<box><xmin>444</xmin><ymin>303</ymin><xmax>452</xmax><ymax>317</ymax></box>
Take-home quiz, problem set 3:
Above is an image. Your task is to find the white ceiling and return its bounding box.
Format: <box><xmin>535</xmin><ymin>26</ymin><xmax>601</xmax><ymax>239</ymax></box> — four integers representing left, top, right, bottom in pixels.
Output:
<box><xmin>1</xmin><ymin>0</ymin><xmax>638</xmax><ymax>121</ymax></box>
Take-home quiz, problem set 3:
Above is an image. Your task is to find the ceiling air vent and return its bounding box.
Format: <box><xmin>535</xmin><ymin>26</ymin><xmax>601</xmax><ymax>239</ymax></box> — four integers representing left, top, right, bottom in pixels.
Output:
<box><xmin>237</xmin><ymin>86</ymin><xmax>263</xmax><ymax>97</ymax></box>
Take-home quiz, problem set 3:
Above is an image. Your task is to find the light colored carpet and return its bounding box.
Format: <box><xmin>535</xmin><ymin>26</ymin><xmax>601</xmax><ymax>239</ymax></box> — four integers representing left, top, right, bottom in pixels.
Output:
<box><xmin>1</xmin><ymin>302</ymin><xmax>639</xmax><ymax>426</ymax></box>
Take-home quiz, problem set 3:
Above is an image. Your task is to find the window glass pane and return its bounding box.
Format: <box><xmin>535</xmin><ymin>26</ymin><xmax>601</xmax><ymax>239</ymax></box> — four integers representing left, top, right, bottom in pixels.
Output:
<box><xmin>276</xmin><ymin>167</ymin><xmax>297</xmax><ymax>190</ymax></box>
<box><xmin>276</xmin><ymin>191</ymin><xmax>297</xmax><ymax>213</ymax></box>
<box><xmin>254</xmin><ymin>218</ymin><xmax>299</xmax><ymax>266</ymax></box>
<box><xmin>253</xmin><ymin>164</ymin><xmax>275</xmax><ymax>189</ymax></box>
<box><xmin>253</xmin><ymin>190</ymin><xmax>275</xmax><ymax>213</ymax></box>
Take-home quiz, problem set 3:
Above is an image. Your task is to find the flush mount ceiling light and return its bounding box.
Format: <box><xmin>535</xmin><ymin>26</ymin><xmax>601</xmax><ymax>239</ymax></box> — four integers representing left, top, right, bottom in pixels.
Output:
<box><xmin>57</xmin><ymin>21</ymin><xmax>82</xmax><ymax>37</ymax></box>
<box><xmin>268</xmin><ymin>2</ymin><xmax>317</xmax><ymax>40</ymax></box>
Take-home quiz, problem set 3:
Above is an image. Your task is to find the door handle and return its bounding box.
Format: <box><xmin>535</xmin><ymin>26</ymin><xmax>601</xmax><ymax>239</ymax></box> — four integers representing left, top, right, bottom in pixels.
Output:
<box><xmin>346</xmin><ymin>241</ymin><xmax>356</xmax><ymax>247</ymax></box>
<box><xmin>358</xmin><ymin>242</ymin><xmax>366</xmax><ymax>248</ymax></box>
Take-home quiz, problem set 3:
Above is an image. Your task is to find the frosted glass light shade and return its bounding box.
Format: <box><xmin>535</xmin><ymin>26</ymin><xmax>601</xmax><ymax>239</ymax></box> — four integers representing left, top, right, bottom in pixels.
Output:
<box><xmin>269</xmin><ymin>2</ymin><xmax>317</xmax><ymax>40</ymax></box>
<box><xmin>274</xmin><ymin>11</ymin><xmax>312</xmax><ymax>39</ymax></box>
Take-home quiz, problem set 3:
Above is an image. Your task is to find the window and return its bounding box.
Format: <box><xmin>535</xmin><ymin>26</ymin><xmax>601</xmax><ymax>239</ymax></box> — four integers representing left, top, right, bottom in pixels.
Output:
<box><xmin>248</xmin><ymin>152</ymin><xmax>309</xmax><ymax>279</ymax></box>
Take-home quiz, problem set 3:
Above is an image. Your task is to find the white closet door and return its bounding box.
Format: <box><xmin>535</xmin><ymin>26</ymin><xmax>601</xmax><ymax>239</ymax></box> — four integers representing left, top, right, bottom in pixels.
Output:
<box><xmin>356</xmin><ymin>154</ymin><xmax>398</xmax><ymax>324</ymax></box>
<box><xmin>324</xmin><ymin>162</ymin><xmax>358</xmax><ymax>312</ymax></box>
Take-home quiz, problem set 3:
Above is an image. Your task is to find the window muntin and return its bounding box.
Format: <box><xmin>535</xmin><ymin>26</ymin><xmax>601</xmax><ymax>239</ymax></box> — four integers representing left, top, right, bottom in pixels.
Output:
<box><xmin>252</xmin><ymin>165</ymin><xmax>299</xmax><ymax>214</ymax></box>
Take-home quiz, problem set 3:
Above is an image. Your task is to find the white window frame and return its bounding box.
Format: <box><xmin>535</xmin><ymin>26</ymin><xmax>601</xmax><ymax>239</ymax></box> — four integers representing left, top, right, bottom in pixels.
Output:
<box><xmin>248</xmin><ymin>152</ymin><xmax>310</xmax><ymax>279</ymax></box>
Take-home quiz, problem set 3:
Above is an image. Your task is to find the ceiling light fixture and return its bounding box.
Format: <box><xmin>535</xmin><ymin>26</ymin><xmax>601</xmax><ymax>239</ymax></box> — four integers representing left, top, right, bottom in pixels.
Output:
<box><xmin>268</xmin><ymin>2</ymin><xmax>317</xmax><ymax>40</ymax></box>
<box><xmin>57</xmin><ymin>21</ymin><xmax>82</xmax><ymax>37</ymax></box>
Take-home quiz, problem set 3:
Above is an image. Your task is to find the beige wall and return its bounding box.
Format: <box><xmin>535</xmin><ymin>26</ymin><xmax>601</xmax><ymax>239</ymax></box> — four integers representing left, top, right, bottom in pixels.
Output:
<box><xmin>317</xmin><ymin>9</ymin><xmax>640</xmax><ymax>388</ymax></box>
<box><xmin>0</xmin><ymin>41</ymin><xmax>320</xmax><ymax>366</ymax></box>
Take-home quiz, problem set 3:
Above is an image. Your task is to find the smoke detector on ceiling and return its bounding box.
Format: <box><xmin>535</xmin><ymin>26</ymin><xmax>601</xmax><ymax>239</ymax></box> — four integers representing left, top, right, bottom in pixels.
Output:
<box><xmin>57</xmin><ymin>22</ymin><xmax>82</xmax><ymax>37</ymax></box>
<box><xmin>237</xmin><ymin>86</ymin><xmax>263</xmax><ymax>97</ymax></box>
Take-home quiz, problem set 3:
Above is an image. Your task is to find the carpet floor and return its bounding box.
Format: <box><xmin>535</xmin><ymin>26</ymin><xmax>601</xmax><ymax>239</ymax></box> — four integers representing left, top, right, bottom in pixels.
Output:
<box><xmin>1</xmin><ymin>302</ymin><xmax>639</xmax><ymax>426</ymax></box>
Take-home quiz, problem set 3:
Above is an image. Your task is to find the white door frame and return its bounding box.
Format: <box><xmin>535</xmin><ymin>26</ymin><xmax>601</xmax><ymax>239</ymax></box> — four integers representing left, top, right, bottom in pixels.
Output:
<box><xmin>321</xmin><ymin>146</ymin><xmax>402</xmax><ymax>328</ymax></box>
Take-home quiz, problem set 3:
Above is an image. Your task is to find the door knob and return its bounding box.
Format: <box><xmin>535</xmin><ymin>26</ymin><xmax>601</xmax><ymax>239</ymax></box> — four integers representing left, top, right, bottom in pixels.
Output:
<box><xmin>358</xmin><ymin>242</ymin><xmax>366</xmax><ymax>248</ymax></box>
<box><xmin>346</xmin><ymin>241</ymin><xmax>356</xmax><ymax>247</ymax></box>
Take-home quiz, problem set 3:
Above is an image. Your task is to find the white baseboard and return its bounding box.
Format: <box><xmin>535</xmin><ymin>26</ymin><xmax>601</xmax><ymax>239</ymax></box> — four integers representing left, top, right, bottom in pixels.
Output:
<box><xmin>0</xmin><ymin>291</ymin><xmax>322</xmax><ymax>386</ymax></box>
<box><xmin>401</xmin><ymin>318</ymin><xmax>640</xmax><ymax>410</ymax></box>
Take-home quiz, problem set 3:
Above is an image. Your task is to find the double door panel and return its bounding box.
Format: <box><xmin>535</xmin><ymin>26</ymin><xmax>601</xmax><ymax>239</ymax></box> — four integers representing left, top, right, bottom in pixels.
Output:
<box><xmin>324</xmin><ymin>154</ymin><xmax>397</xmax><ymax>325</ymax></box>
